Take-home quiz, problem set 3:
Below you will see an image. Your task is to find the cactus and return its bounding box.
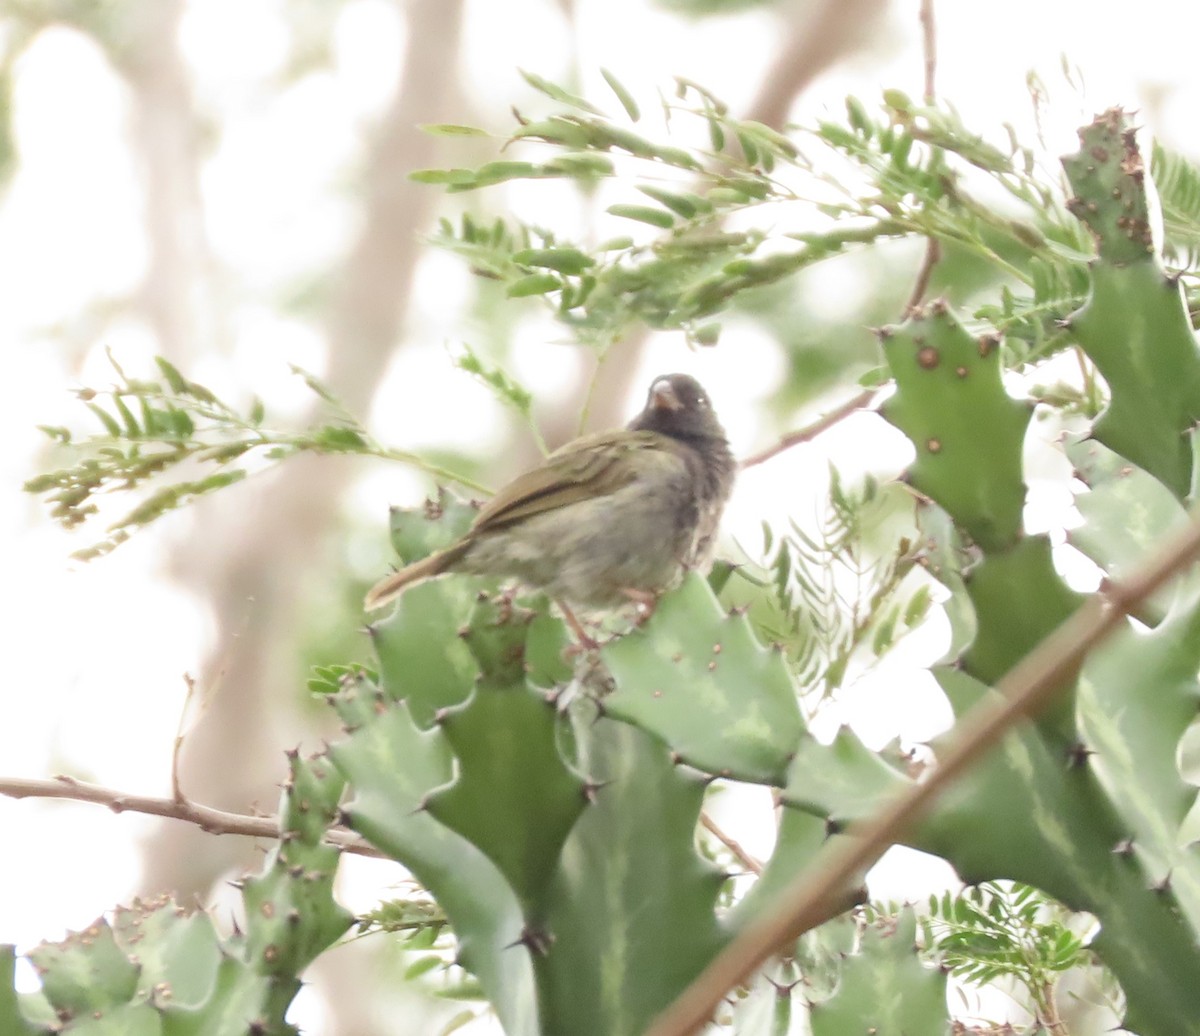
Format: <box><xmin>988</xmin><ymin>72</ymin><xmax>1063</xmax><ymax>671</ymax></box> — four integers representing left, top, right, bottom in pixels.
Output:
<box><xmin>601</xmin><ymin>573</ymin><xmax>804</xmax><ymax>784</ymax></box>
<box><xmin>4</xmin><ymin>754</ymin><xmax>350</xmax><ymax>1034</ymax></box>
<box><xmin>808</xmin><ymin>910</ymin><xmax>947</xmax><ymax>1035</ymax></box>
<box><xmin>18</xmin><ymin>95</ymin><xmax>1200</xmax><ymax>1035</ymax></box>
<box><xmin>1062</xmin><ymin>108</ymin><xmax>1200</xmax><ymax>499</ymax></box>
<box><xmin>330</xmin><ymin>585</ymin><xmax>733</xmax><ymax>1036</ymax></box>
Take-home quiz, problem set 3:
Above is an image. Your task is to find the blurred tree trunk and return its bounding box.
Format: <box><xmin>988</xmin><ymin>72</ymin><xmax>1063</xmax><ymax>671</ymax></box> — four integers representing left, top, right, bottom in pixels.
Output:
<box><xmin>132</xmin><ymin>0</ymin><xmax>465</xmax><ymax>897</ymax></box>
<box><xmin>100</xmin><ymin>4</ymin><xmax>465</xmax><ymax>1030</ymax></box>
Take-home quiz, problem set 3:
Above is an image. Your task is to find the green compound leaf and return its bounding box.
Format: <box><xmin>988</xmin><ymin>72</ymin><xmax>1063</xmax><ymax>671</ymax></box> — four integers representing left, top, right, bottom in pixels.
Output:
<box><xmin>880</xmin><ymin>305</ymin><xmax>1032</xmax><ymax>553</ymax></box>
<box><xmin>601</xmin><ymin>573</ymin><xmax>805</xmax><ymax>785</ymax></box>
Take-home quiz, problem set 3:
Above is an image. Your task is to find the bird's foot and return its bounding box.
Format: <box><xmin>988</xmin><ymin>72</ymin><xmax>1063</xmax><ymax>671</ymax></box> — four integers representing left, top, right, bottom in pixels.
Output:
<box><xmin>558</xmin><ymin>601</ymin><xmax>601</xmax><ymax>654</ymax></box>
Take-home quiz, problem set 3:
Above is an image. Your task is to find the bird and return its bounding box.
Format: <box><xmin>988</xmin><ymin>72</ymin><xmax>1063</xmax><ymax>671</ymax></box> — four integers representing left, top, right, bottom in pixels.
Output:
<box><xmin>363</xmin><ymin>373</ymin><xmax>736</xmax><ymax>636</ymax></box>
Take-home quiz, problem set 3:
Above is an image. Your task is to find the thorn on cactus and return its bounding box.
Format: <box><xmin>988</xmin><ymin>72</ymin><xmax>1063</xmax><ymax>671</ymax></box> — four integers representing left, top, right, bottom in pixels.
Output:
<box><xmin>1065</xmin><ymin>741</ymin><xmax>1094</xmax><ymax>768</ymax></box>
<box><xmin>512</xmin><ymin>925</ymin><xmax>554</xmax><ymax>956</ymax></box>
<box><xmin>1151</xmin><ymin>873</ymin><xmax>1173</xmax><ymax>894</ymax></box>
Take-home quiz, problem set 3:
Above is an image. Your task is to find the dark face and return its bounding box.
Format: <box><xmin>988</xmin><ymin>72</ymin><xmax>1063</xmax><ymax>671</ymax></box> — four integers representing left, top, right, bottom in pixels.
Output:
<box><xmin>628</xmin><ymin>373</ymin><xmax>725</xmax><ymax>441</ymax></box>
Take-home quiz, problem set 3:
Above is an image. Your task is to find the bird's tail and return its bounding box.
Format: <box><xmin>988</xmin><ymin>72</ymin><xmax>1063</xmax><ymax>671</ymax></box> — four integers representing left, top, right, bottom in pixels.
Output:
<box><xmin>363</xmin><ymin>545</ymin><xmax>464</xmax><ymax>611</ymax></box>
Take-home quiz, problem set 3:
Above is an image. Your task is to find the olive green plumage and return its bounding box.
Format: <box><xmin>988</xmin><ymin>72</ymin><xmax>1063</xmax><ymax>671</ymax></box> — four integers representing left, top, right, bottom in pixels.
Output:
<box><xmin>364</xmin><ymin>373</ymin><xmax>735</xmax><ymax>611</ymax></box>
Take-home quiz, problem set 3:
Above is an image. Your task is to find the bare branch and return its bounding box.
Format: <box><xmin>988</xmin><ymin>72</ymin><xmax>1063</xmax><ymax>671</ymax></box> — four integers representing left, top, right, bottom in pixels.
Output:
<box><xmin>903</xmin><ymin>239</ymin><xmax>943</xmax><ymax>315</ymax></box>
<box><xmin>919</xmin><ymin>0</ymin><xmax>938</xmax><ymax>103</ymax></box>
<box><xmin>700</xmin><ymin>812</ymin><xmax>762</xmax><ymax>876</ymax></box>
<box><xmin>647</xmin><ymin>509</ymin><xmax>1200</xmax><ymax>1036</ymax></box>
<box><xmin>904</xmin><ymin>0</ymin><xmax>942</xmax><ymax>316</ymax></box>
<box><xmin>739</xmin><ymin>388</ymin><xmax>879</xmax><ymax>470</ymax></box>
<box><xmin>1</xmin><ymin>775</ymin><xmax>384</xmax><ymax>859</ymax></box>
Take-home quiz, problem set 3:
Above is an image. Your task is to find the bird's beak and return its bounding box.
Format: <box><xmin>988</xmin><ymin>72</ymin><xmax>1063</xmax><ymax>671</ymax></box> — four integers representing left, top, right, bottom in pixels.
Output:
<box><xmin>649</xmin><ymin>379</ymin><xmax>682</xmax><ymax>412</ymax></box>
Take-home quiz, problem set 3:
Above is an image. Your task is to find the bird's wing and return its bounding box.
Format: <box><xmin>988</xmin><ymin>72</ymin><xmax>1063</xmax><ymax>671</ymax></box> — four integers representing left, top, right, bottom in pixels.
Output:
<box><xmin>470</xmin><ymin>430</ymin><xmax>668</xmax><ymax>532</ymax></box>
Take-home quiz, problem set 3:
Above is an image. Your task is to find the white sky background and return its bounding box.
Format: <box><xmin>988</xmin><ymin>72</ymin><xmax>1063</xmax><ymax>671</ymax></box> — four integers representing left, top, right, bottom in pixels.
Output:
<box><xmin>3</xmin><ymin>0</ymin><xmax>1200</xmax><ymax>1031</ymax></box>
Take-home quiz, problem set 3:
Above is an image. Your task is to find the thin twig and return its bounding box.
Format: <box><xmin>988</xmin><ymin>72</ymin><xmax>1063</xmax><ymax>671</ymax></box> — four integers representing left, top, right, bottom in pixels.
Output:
<box><xmin>700</xmin><ymin>812</ymin><xmax>763</xmax><ymax>876</ymax></box>
<box><xmin>903</xmin><ymin>239</ymin><xmax>943</xmax><ymax>315</ymax></box>
<box><xmin>739</xmin><ymin>388</ymin><xmax>879</xmax><ymax>469</ymax></box>
<box><xmin>0</xmin><ymin>774</ymin><xmax>385</xmax><ymax>859</ymax></box>
<box><xmin>646</xmin><ymin>510</ymin><xmax>1200</xmax><ymax>1036</ymax></box>
<box><xmin>903</xmin><ymin>0</ymin><xmax>942</xmax><ymax>315</ymax></box>
<box><xmin>171</xmin><ymin>672</ymin><xmax>198</xmax><ymax>804</ymax></box>
<box><xmin>919</xmin><ymin>0</ymin><xmax>938</xmax><ymax>103</ymax></box>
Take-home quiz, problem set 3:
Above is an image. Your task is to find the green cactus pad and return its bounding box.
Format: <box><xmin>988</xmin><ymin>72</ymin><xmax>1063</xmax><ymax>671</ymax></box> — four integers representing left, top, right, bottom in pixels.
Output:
<box><xmin>1079</xmin><ymin>590</ymin><xmax>1200</xmax><ymax>923</ymax></box>
<box><xmin>1062</xmin><ymin>109</ymin><xmax>1200</xmax><ymax>499</ymax></box>
<box><xmin>371</xmin><ymin>495</ymin><xmax>488</xmax><ymax>725</ymax></box>
<box><xmin>961</xmin><ymin>535</ymin><xmax>1083</xmax><ymax>690</ymax></box>
<box><xmin>0</xmin><ymin>947</ymin><xmax>37</xmax><ymax>1035</ymax></box>
<box><xmin>879</xmin><ymin>304</ymin><xmax>1032</xmax><ymax>553</ymax></box>
<box><xmin>809</xmin><ymin>910</ymin><xmax>947</xmax><ymax>1035</ymax></box>
<box><xmin>110</xmin><ymin>901</ymin><xmax>223</xmax><ymax>1010</ymax></box>
<box><xmin>600</xmin><ymin>573</ymin><xmax>804</xmax><ymax>785</ymax></box>
<box><xmin>386</xmin><ymin>490</ymin><xmax>478</xmax><ymax>561</ymax></box>
<box><xmin>27</xmin><ymin>919</ymin><xmax>140</xmax><ymax>1018</ymax></box>
<box><xmin>369</xmin><ymin>582</ymin><xmax>478</xmax><ymax>726</ymax></box>
<box><xmin>533</xmin><ymin>714</ymin><xmax>728</xmax><ymax>1036</ymax></box>
<box><xmin>239</xmin><ymin>754</ymin><xmax>352</xmax><ymax>982</ymax></box>
<box><xmin>782</xmin><ymin>728</ymin><xmax>909</xmax><ymax>825</ymax></box>
<box><xmin>327</xmin><ymin>687</ymin><xmax>539</xmax><ymax>1036</ymax></box>
<box><xmin>1061</xmin><ymin>108</ymin><xmax>1154</xmax><ymax>265</ymax></box>
<box><xmin>1067</xmin><ymin>436</ymin><xmax>1191</xmax><ymax>621</ymax></box>
<box><xmin>1070</xmin><ymin>263</ymin><xmax>1200</xmax><ymax>499</ymax></box>
<box><xmin>13</xmin><ymin>898</ymin><xmax>282</xmax><ymax>1036</ymax></box>
<box><xmin>426</xmin><ymin>596</ymin><xmax>587</xmax><ymax>920</ymax></box>
<box><xmin>731</xmin><ymin>808</ymin><xmax>844</xmax><ymax>928</ymax></box>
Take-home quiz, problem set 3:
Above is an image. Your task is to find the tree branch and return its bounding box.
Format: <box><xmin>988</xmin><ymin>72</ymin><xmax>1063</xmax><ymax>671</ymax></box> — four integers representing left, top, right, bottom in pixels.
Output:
<box><xmin>903</xmin><ymin>0</ymin><xmax>942</xmax><ymax>315</ymax></box>
<box><xmin>739</xmin><ymin>387</ymin><xmax>879</xmax><ymax>469</ymax></box>
<box><xmin>647</xmin><ymin>508</ymin><xmax>1200</xmax><ymax>1036</ymax></box>
<box><xmin>0</xmin><ymin>775</ymin><xmax>384</xmax><ymax>859</ymax></box>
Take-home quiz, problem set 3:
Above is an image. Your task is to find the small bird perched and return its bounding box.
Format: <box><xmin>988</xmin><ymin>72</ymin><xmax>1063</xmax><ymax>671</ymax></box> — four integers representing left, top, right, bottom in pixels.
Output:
<box><xmin>364</xmin><ymin>373</ymin><xmax>736</xmax><ymax>626</ymax></box>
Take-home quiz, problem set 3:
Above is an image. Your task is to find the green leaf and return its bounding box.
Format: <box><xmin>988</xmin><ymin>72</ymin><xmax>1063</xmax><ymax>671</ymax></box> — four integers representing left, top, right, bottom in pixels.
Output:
<box><xmin>86</xmin><ymin>401</ymin><xmax>122</xmax><ymax>437</ymax></box>
<box><xmin>507</xmin><ymin>273</ymin><xmax>562</xmax><ymax>297</ymax></box>
<box><xmin>511</xmin><ymin>247</ymin><xmax>595</xmax><ymax>274</ymax></box>
<box><xmin>600</xmin><ymin>68</ymin><xmax>640</xmax><ymax>121</ymax></box>
<box><xmin>420</xmin><ymin>123</ymin><xmax>489</xmax><ymax>136</ymax></box>
<box><xmin>606</xmin><ymin>204</ymin><xmax>675</xmax><ymax>229</ymax></box>
<box><xmin>154</xmin><ymin>357</ymin><xmax>190</xmax><ymax>394</ymax></box>
<box><xmin>409</xmin><ymin>168</ymin><xmax>478</xmax><ymax>185</ymax></box>
<box><xmin>518</xmin><ymin>70</ymin><xmax>603</xmax><ymax>114</ymax></box>
<box><xmin>636</xmin><ymin>185</ymin><xmax>711</xmax><ymax>218</ymax></box>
